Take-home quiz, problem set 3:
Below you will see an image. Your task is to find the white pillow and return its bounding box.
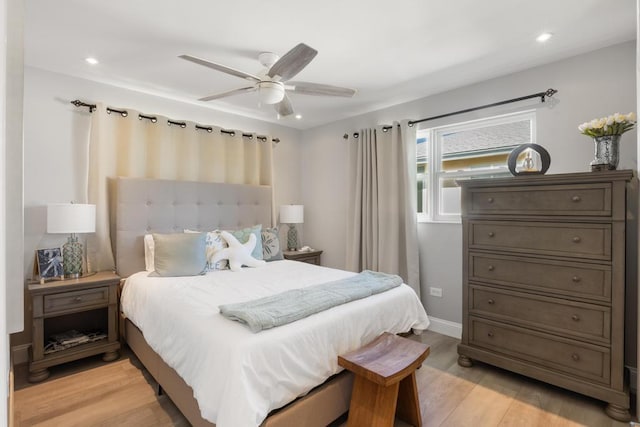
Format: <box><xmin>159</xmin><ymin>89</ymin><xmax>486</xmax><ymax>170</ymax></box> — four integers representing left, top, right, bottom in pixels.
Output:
<box><xmin>184</xmin><ymin>229</ymin><xmax>229</xmax><ymax>271</ymax></box>
<box><xmin>144</xmin><ymin>234</ymin><xmax>155</xmax><ymax>272</ymax></box>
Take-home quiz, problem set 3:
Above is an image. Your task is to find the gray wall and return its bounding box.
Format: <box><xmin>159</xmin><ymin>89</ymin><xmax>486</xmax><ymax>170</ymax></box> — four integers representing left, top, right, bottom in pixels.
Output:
<box><xmin>300</xmin><ymin>41</ymin><xmax>637</xmax><ymax>325</ymax></box>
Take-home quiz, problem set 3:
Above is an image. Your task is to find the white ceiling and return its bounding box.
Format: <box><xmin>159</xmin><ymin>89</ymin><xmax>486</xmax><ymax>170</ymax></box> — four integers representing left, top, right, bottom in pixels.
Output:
<box><xmin>25</xmin><ymin>0</ymin><xmax>636</xmax><ymax>130</ymax></box>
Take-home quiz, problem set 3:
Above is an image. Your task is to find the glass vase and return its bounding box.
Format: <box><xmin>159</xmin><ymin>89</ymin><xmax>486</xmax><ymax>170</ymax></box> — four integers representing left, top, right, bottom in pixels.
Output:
<box><xmin>590</xmin><ymin>135</ymin><xmax>620</xmax><ymax>171</ymax></box>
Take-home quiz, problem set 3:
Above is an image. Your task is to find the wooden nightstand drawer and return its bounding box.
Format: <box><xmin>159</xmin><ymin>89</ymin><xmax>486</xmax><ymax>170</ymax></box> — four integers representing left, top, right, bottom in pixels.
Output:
<box><xmin>470</xmin><ymin>221</ymin><xmax>611</xmax><ymax>260</ymax></box>
<box><xmin>470</xmin><ymin>285</ymin><xmax>610</xmax><ymax>343</ymax></box>
<box><xmin>469</xmin><ymin>317</ymin><xmax>610</xmax><ymax>384</ymax></box>
<box><xmin>469</xmin><ymin>253</ymin><xmax>611</xmax><ymax>302</ymax></box>
<box><xmin>283</xmin><ymin>250</ymin><xmax>322</xmax><ymax>265</ymax></box>
<box><xmin>468</xmin><ymin>183</ymin><xmax>611</xmax><ymax>216</ymax></box>
<box><xmin>44</xmin><ymin>287</ymin><xmax>109</xmax><ymax>315</ymax></box>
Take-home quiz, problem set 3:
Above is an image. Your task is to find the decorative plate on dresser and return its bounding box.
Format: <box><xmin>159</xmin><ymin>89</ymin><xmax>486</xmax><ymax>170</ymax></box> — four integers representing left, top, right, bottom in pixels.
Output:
<box><xmin>457</xmin><ymin>170</ymin><xmax>635</xmax><ymax>421</ymax></box>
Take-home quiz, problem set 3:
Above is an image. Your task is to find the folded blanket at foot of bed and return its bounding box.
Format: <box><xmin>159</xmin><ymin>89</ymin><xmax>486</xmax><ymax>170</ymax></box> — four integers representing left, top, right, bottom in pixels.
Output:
<box><xmin>219</xmin><ymin>270</ymin><xmax>402</xmax><ymax>332</ymax></box>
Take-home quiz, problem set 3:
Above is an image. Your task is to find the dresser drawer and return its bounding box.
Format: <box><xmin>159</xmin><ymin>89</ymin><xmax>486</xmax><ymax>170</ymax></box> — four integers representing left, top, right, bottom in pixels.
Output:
<box><xmin>470</xmin><ymin>286</ymin><xmax>610</xmax><ymax>343</ymax></box>
<box><xmin>44</xmin><ymin>287</ymin><xmax>109</xmax><ymax>315</ymax></box>
<box><xmin>468</xmin><ymin>183</ymin><xmax>611</xmax><ymax>216</ymax></box>
<box><xmin>469</xmin><ymin>253</ymin><xmax>611</xmax><ymax>302</ymax></box>
<box><xmin>469</xmin><ymin>317</ymin><xmax>610</xmax><ymax>384</ymax></box>
<box><xmin>470</xmin><ymin>221</ymin><xmax>611</xmax><ymax>260</ymax></box>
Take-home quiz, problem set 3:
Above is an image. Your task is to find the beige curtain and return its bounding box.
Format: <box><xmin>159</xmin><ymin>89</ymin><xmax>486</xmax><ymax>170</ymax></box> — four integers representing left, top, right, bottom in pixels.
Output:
<box><xmin>87</xmin><ymin>104</ymin><xmax>274</xmax><ymax>271</ymax></box>
<box><xmin>346</xmin><ymin>121</ymin><xmax>420</xmax><ymax>296</ymax></box>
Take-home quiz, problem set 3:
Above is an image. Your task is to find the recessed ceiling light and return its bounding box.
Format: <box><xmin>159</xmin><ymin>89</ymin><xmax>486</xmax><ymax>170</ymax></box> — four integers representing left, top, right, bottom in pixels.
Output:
<box><xmin>536</xmin><ymin>32</ymin><xmax>553</xmax><ymax>43</ymax></box>
<box><xmin>85</xmin><ymin>57</ymin><xmax>99</xmax><ymax>65</ymax></box>
<box><xmin>295</xmin><ymin>114</ymin><xmax>302</xmax><ymax>120</ymax></box>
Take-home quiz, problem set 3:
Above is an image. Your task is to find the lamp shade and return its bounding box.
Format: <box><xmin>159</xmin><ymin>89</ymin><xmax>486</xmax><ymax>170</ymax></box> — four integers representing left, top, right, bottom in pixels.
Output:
<box><xmin>280</xmin><ymin>205</ymin><xmax>304</xmax><ymax>224</ymax></box>
<box><xmin>47</xmin><ymin>203</ymin><xmax>96</xmax><ymax>234</ymax></box>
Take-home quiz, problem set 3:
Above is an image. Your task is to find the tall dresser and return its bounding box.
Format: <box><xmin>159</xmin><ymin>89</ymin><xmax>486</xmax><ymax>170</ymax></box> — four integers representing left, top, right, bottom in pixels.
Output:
<box><xmin>457</xmin><ymin>170</ymin><xmax>634</xmax><ymax>421</ymax></box>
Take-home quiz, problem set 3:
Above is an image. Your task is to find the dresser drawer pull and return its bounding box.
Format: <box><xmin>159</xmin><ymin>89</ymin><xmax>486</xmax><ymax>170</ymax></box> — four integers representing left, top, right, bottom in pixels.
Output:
<box><xmin>571</xmin><ymin>195</ymin><xmax>581</xmax><ymax>202</ymax></box>
<box><xmin>73</xmin><ymin>297</ymin><xmax>83</xmax><ymax>303</ymax></box>
<box><xmin>488</xmin><ymin>232</ymin><xmax>495</xmax><ymax>238</ymax></box>
<box><xmin>487</xmin><ymin>265</ymin><xmax>495</xmax><ymax>271</ymax></box>
<box><xmin>571</xmin><ymin>353</ymin><xmax>580</xmax><ymax>361</ymax></box>
<box><xmin>487</xmin><ymin>331</ymin><xmax>494</xmax><ymax>338</ymax></box>
<box><xmin>572</xmin><ymin>236</ymin><xmax>582</xmax><ymax>243</ymax></box>
<box><xmin>487</xmin><ymin>197</ymin><xmax>494</xmax><ymax>203</ymax></box>
<box><xmin>572</xmin><ymin>276</ymin><xmax>581</xmax><ymax>283</ymax></box>
<box><xmin>571</xmin><ymin>314</ymin><xmax>580</xmax><ymax>321</ymax></box>
<box><xmin>487</xmin><ymin>299</ymin><xmax>495</xmax><ymax>305</ymax></box>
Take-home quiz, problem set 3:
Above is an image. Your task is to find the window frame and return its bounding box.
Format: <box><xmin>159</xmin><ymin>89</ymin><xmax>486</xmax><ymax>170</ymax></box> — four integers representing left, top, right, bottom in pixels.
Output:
<box><xmin>417</xmin><ymin>110</ymin><xmax>537</xmax><ymax>223</ymax></box>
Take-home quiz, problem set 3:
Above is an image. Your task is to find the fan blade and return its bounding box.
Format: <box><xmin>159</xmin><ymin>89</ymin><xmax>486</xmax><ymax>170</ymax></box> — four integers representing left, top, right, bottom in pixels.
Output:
<box><xmin>180</xmin><ymin>54</ymin><xmax>260</xmax><ymax>82</ymax></box>
<box><xmin>199</xmin><ymin>86</ymin><xmax>256</xmax><ymax>102</ymax></box>
<box><xmin>286</xmin><ymin>81</ymin><xmax>356</xmax><ymax>97</ymax></box>
<box><xmin>274</xmin><ymin>94</ymin><xmax>294</xmax><ymax>117</ymax></box>
<box><xmin>267</xmin><ymin>43</ymin><xmax>318</xmax><ymax>81</ymax></box>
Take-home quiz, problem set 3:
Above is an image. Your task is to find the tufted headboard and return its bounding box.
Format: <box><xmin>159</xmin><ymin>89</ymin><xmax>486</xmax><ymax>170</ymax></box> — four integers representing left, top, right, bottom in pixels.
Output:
<box><xmin>109</xmin><ymin>177</ymin><xmax>273</xmax><ymax>277</ymax></box>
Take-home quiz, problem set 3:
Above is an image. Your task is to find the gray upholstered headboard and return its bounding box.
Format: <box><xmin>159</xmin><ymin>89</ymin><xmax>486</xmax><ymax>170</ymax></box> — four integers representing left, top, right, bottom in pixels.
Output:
<box><xmin>109</xmin><ymin>177</ymin><xmax>273</xmax><ymax>277</ymax></box>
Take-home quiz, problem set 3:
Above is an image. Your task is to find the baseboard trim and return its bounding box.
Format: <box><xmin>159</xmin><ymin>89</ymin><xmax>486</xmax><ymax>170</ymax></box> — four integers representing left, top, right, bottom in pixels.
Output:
<box><xmin>11</xmin><ymin>344</ymin><xmax>29</xmax><ymax>366</ymax></box>
<box><xmin>427</xmin><ymin>316</ymin><xmax>462</xmax><ymax>339</ymax></box>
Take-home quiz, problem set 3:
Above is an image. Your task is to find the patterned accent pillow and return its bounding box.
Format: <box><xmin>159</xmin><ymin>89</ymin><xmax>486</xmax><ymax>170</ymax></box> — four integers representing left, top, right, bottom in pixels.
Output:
<box><xmin>229</xmin><ymin>225</ymin><xmax>263</xmax><ymax>260</ymax></box>
<box><xmin>184</xmin><ymin>229</ymin><xmax>229</xmax><ymax>271</ymax></box>
<box><xmin>261</xmin><ymin>227</ymin><xmax>283</xmax><ymax>261</ymax></box>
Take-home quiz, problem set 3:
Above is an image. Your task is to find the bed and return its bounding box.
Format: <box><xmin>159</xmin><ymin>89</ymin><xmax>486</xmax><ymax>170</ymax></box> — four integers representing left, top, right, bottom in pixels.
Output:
<box><xmin>111</xmin><ymin>177</ymin><xmax>430</xmax><ymax>427</ymax></box>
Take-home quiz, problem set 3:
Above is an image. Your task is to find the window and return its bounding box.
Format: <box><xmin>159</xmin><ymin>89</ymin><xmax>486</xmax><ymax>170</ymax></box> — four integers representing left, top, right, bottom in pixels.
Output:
<box><xmin>417</xmin><ymin>110</ymin><xmax>536</xmax><ymax>222</ymax></box>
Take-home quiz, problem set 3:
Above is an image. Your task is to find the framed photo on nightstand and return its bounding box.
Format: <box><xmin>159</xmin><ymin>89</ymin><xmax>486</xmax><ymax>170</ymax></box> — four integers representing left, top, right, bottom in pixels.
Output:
<box><xmin>36</xmin><ymin>248</ymin><xmax>64</xmax><ymax>279</ymax></box>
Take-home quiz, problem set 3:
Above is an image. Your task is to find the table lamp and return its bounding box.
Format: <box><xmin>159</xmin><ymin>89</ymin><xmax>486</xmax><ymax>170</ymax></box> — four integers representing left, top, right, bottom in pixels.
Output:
<box><xmin>279</xmin><ymin>205</ymin><xmax>304</xmax><ymax>251</ymax></box>
<box><xmin>47</xmin><ymin>203</ymin><xmax>96</xmax><ymax>278</ymax></box>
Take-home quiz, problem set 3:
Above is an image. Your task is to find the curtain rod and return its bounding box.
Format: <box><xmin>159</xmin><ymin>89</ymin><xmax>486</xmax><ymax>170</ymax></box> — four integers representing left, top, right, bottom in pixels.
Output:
<box><xmin>71</xmin><ymin>100</ymin><xmax>281</xmax><ymax>144</ymax></box>
<box><xmin>343</xmin><ymin>88</ymin><xmax>557</xmax><ymax>139</ymax></box>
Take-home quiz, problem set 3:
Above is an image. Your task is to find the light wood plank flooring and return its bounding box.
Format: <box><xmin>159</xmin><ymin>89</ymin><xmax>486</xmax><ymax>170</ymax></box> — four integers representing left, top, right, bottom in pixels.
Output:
<box><xmin>13</xmin><ymin>331</ymin><xmax>632</xmax><ymax>426</ymax></box>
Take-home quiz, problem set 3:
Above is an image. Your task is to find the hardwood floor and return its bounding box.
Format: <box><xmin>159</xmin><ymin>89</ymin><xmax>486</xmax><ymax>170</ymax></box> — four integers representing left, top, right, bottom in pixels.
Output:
<box><xmin>13</xmin><ymin>331</ymin><xmax>631</xmax><ymax>426</ymax></box>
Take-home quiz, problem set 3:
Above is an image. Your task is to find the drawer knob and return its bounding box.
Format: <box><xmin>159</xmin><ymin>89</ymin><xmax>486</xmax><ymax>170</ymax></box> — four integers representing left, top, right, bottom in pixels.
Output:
<box><xmin>487</xmin><ymin>299</ymin><xmax>495</xmax><ymax>305</ymax></box>
<box><xmin>487</xmin><ymin>331</ymin><xmax>494</xmax><ymax>338</ymax></box>
<box><xmin>488</xmin><ymin>232</ymin><xmax>495</xmax><ymax>238</ymax></box>
<box><xmin>572</xmin><ymin>276</ymin><xmax>581</xmax><ymax>283</ymax></box>
<box><xmin>487</xmin><ymin>197</ymin><xmax>494</xmax><ymax>203</ymax></box>
<box><xmin>571</xmin><ymin>314</ymin><xmax>580</xmax><ymax>321</ymax></box>
<box><xmin>73</xmin><ymin>297</ymin><xmax>83</xmax><ymax>303</ymax></box>
<box><xmin>571</xmin><ymin>195</ymin><xmax>581</xmax><ymax>202</ymax></box>
<box><xmin>487</xmin><ymin>265</ymin><xmax>495</xmax><ymax>271</ymax></box>
<box><xmin>571</xmin><ymin>353</ymin><xmax>580</xmax><ymax>361</ymax></box>
<box><xmin>572</xmin><ymin>236</ymin><xmax>581</xmax><ymax>243</ymax></box>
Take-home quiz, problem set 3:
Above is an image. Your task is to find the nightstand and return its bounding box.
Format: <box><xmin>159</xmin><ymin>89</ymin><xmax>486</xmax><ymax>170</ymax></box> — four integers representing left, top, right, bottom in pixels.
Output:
<box><xmin>283</xmin><ymin>249</ymin><xmax>323</xmax><ymax>265</ymax></box>
<box><xmin>28</xmin><ymin>271</ymin><xmax>121</xmax><ymax>382</ymax></box>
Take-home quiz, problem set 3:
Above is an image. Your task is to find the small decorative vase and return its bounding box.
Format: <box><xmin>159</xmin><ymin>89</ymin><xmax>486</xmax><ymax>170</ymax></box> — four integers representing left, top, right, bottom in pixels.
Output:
<box><xmin>591</xmin><ymin>135</ymin><xmax>620</xmax><ymax>171</ymax></box>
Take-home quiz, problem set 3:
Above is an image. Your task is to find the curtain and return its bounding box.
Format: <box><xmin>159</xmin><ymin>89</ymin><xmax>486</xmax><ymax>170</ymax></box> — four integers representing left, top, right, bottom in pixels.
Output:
<box><xmin>346</xmin><ymin>120</ymin><xmax>420</xmax><ymax>296</ymax></box>
<box><xmin>87</xmin><ymin>104</ymin><xmax>274</xmax><ymax>271</ymax></box>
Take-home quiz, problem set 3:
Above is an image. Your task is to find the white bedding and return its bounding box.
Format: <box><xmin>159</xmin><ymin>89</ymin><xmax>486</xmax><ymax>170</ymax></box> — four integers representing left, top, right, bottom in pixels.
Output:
<box><xmin>121</xmin><ymin>260</ymin><xmax>430</xmax><ymax>427</ymax></box>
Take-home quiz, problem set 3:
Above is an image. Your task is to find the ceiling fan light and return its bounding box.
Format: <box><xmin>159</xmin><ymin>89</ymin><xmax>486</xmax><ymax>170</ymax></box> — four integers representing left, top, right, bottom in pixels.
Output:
<box><xmin>259</xmin><ymin>82</ymin><xmax>285</xmax><ymax>104</ymax></box>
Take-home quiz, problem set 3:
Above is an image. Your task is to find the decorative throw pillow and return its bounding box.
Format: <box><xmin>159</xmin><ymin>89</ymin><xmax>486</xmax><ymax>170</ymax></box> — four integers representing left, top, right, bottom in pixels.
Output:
<box><xmin>261</xmin><ymin>227</ymin><xmax>283</xmax><ymax>261</ymax></box>
<box><xmin>185</xmin><ymin>229</ymin><xmax>229</xmax><ymax>271</ymax></box>
<box><xmin>152</xmin><ymin>232</ymin><xmax>207</xmax><ymax>277</ymax></box>
<box><xmin>229</xmin><ymin>225</ymin><xmax>263</xmax><ymax>261</ymax></box>
<box><xmin>144</xmin><ymin>234</ymin><xmax>155</xmax><ymax>272</ymax></box>
<box><xmin>211</xmin><ymin>231</ymin><xmax>267</xmax><ymax>272</ymax></box>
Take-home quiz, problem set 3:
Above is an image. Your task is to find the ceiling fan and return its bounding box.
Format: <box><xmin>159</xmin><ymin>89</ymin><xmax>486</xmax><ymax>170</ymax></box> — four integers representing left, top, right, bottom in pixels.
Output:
<box><xmin>179</xmin><ymin>43</ymin><xmax>356</xmax><ymax>117</ymax></box>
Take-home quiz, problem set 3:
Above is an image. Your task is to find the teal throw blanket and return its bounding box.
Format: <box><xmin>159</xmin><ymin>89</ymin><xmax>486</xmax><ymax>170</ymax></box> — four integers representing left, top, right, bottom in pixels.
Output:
<box><xmin>219</xmin><ymin>270</ymin><xmax>402</xmax><ymax>332</ymax></box>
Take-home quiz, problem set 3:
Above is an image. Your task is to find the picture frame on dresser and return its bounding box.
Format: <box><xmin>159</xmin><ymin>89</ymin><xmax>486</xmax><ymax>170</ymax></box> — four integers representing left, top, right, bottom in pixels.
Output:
<box><xmin>456</xmin><ymin>170</ymin><xmax>635</xmax><ymax>422</ymax></box>
<box><xmin>36</xmin><ymin>248</ymin><xmax>63</xmax><ymax>279</ymax></box>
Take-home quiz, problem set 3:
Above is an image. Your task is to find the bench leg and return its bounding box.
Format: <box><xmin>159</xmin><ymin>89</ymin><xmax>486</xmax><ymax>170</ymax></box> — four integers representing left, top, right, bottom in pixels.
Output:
<box><xmin>347</xmin><ymin>375</ymin><xmax>399</xmax><ymax>427</ymax></box>
<box><xmin>396</xmin><ymin>372</ymin><xmax>422</xmax><ymax>427</ymax></box>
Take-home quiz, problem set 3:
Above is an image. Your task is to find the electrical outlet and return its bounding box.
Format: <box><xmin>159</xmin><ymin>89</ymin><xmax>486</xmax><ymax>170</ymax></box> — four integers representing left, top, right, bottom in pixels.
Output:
<box><xmin>430</xmin><ymin>287</ymin><xmax>443</xmax><ymax>297</ymax></box>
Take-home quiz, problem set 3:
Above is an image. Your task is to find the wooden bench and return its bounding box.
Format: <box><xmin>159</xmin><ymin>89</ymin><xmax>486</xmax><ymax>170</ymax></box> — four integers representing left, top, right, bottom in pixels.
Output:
<box><xmin>338</xmin><ymin>332</ymin><xmax>430</xmax><ymax>427</ymax></box>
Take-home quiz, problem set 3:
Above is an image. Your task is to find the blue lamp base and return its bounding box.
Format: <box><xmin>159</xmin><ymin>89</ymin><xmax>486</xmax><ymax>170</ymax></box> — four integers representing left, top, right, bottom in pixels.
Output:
<box><xmin>287</xmin><ymin>224</ymin><xmax>299</xmax><ymax>251</ymax></box>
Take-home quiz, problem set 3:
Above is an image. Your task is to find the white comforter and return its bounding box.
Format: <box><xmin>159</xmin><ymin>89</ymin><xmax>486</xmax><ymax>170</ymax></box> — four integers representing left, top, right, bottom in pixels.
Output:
<box><xmin>121</xmin><ymin>260</ymin><xmax>430</xmax><ymax>427</ymax></box>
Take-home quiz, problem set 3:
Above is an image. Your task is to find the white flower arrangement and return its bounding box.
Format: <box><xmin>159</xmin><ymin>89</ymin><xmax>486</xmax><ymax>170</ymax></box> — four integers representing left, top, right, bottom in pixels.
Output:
<box><xmin>578</xmin><ymin>112</ymin><xmax>636</xmax><ymax>138</ymax></box>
